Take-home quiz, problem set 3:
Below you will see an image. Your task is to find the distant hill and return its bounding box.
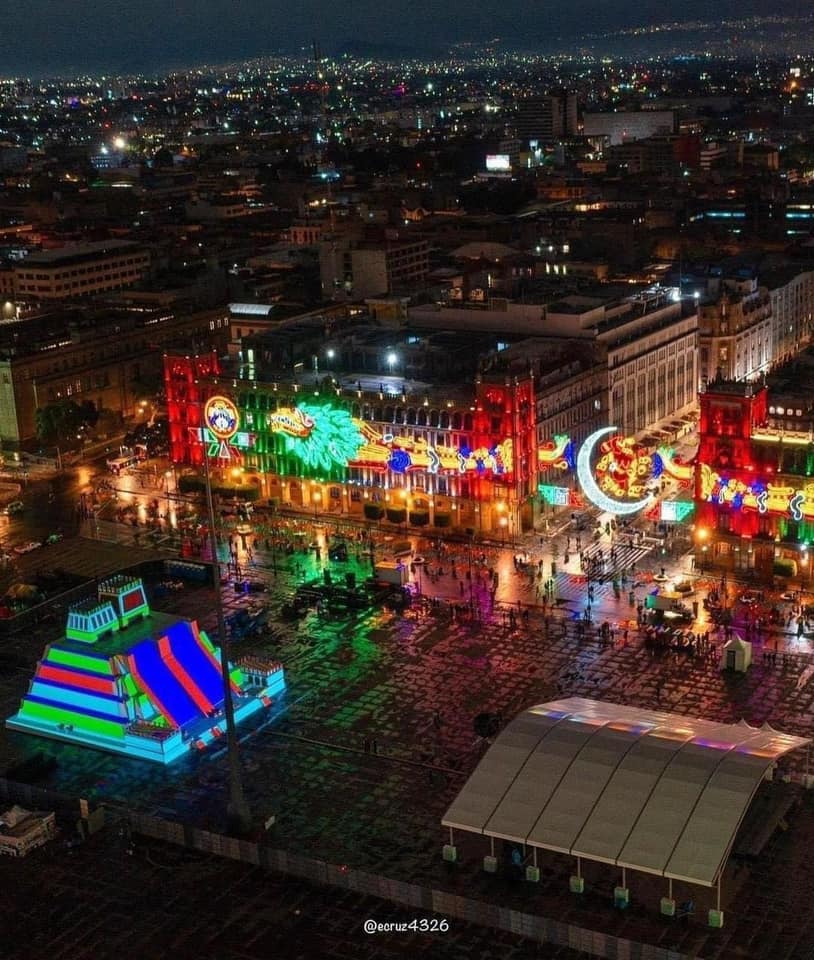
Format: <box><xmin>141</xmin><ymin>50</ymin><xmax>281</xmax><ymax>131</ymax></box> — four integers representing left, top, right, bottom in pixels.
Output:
<box><xmin>331</xmin><ymin>39</ymin><xmax>436</xmax><ymax>60</ymax></box>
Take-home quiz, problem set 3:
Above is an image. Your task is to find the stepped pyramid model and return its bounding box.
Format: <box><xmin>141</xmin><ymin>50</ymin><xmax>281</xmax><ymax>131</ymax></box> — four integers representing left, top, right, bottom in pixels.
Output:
<box><xmin>6</xmin><ymin>577</ymin><xmax>284</xmax><ymax>763</ymax></box>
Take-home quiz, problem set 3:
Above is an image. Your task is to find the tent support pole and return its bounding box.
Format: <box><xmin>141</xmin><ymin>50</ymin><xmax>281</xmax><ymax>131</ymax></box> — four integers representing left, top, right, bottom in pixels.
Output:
<box><xmin>577</xmin><ymin>856</ymin><xmax>581</xmax><ymax>879</ymax></box>
<box><xmin>449</xmin><ymin>827</ymin><xmax>453</xmax><ymax>846</ymax></box>
<box><xmin>490</xmin><ymin>837</ymin><xmax>495</xmax><ymax>858</ymax></box>
<box><xmin>717</xmin><ymin>876</ymin><xmax>721</xmax><ymax>913</ymax></box>
<box><xmin>622</xmin><ymin>867</ymin><xmax>626</xmax><ymax>889</ymax></box>
<box><xmin>668</xmin><ymin>878</ymin><xmax>673</xmax><ymax>900</ymax></box>
<box><xmin>533</xmin><ymin>848</ymin><xmax>538</xmax><ymax>868</ymax></box>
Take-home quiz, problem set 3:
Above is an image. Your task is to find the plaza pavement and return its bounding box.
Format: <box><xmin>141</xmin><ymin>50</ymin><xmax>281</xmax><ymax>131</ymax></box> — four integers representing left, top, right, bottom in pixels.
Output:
<box><xmin>4</xmin><ymin>523</ymin><xmax>814</xmax><ymax>957</ymax></box>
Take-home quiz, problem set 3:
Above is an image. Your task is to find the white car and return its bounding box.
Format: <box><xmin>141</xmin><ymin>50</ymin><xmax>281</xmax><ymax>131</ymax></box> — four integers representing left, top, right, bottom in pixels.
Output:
<box><xmin>14</xmin><ymin>541</ymin><xmax>42</xmax><ymax>555</ymax></box>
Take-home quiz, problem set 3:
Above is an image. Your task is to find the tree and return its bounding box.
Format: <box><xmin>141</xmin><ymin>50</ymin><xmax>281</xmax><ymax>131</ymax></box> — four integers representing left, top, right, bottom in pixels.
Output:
<box><xmin>35</xmin><ymin>399</ymin><xmax>94</xmax><ymax>442</ymax></box>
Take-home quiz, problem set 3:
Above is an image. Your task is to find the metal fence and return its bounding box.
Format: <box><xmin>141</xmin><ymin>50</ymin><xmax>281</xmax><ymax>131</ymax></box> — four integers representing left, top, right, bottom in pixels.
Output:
<box><xmin>126</xmin><ymin>810</ymin><xmax>694</xmax><ymax>960</ymax></box>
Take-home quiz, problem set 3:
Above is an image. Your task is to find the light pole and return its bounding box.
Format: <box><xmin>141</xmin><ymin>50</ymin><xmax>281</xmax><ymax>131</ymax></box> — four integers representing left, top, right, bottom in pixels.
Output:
<box><xmin>401</xmin><ymin>488</ymin><xmax>409</xmax><ymax>531</ymax></box>
<box><xmin>164</xmin><ymin>469</ymin><xmax>173</xmax><ymax>526</ymax></box>
<box><xmin>200</xmin><ymin>400</ymin><xmax>252</xmax><ymax>835</ymax></box>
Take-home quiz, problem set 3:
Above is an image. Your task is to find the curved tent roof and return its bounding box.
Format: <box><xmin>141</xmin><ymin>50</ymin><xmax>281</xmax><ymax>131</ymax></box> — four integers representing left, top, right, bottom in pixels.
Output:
<box><xmin>442</xmin><ymin>697</ymin><xmax>809</xmax><ymax>887</ymax></box>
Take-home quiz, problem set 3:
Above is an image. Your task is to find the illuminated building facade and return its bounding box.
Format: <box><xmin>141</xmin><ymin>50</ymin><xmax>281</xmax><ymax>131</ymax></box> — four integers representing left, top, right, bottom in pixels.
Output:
<box><xmin>694</xmin><ymin>377</ymin><xmax>814</xmax><ymax>576</ymax></box>
<box><xmin>165</xmin><ymin>350</ymin><xmax>536</xmax><ymax>534</ymax></box>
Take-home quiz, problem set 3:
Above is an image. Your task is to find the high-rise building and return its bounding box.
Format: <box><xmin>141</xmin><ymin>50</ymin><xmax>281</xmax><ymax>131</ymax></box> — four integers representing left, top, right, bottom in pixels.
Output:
<box><xmin>515</xmin><ymin>91</ymin><xmax>578</xmax><ymax>144</ymax></box>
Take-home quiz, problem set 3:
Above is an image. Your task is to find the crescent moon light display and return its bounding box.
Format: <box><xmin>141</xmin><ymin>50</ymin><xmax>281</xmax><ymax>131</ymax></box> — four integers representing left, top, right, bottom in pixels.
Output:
<box><xmin>577</xmin><ymin>427</ymin><xmax>654</xmax><ymax>516</ymax></box>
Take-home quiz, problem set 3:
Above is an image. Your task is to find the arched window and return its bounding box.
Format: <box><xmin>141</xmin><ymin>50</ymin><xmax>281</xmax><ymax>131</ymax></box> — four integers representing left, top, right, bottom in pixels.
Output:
<box><xmin>417</xmin><ymin>409</ymin><xmax>428</xmax><ymax>426</ymax></box>
<box><xmin>463</xmin><ymin>413</ymin><xmax>474</xmax><ymax>431</ymax></box>
<box><xmin>429</xmin><ymin>409</ymin><xmax>439</xmax><ymax>427</ymax></box>
<box><xmin>394</xmin><ymin>407</ymin><xmax>405</xmax><ymax>424</ymax></box>
<box><xmin>406</xmin><ymin>408</ymin><xmax>417</xmax><ymax>425</ymax></box>
<box><xmin>451</xmin><ymin>412</ymin><xmax>462</xmax><ymax>430</ymax></box>
<box><xmin>384</xmin><ymin>406</ymin><xmax>394</xmax><ymax>422</ymax></box>
<box><xmin>440</xmin><ymin>411</ymin><xmax>450</xmax><ymax>429</ymax></box>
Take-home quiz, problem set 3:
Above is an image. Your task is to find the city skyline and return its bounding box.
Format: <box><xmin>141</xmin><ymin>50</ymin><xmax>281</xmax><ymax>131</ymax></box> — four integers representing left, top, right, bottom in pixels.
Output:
<box><xmin>2</xmin><ymin>0</ymin><xmax>812</xmax><ymax>77</ymax></box>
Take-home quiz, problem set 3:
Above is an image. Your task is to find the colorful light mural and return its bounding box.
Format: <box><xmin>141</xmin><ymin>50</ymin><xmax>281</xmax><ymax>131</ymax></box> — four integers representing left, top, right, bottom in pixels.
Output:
<box><xmin>577</xmin><ymin>427</ymin><xmax>655</xmax><ymax>515</ymax></box>
<box><xmin>698</xmin><ymin>465</ymin><xmax>814</xmax><ymax>522</ymax></box>
<box><xmin>188</xmin><ymin>425</ymin><xmax>255</xmax><ymax>462</ymax></box>
<box><xmin>655</xmin><ymin>445</ymin><xmax>695</xmax><ymax>486</ymax></box>
<box><xmin>204</xmin><ymin>395</ymin><xmax>240</xmax><ymax>441</ymax></box>
<box><xmin>538</xmin><ymin>484</ymin><xmax>585</xmax><ymax>507</ymax></box>
<box><xmin>266</xmin><ymin>402</ymin><xmax>514</xmax><ymax>477</ymax></box>
<box><xmin>593</xmin><ymin>434</ymin><xmax>654</xmax><ymax>501</ymax></box>
<box><xmin>269</xmin><ymin>403</ymin><xmax>366</xmax><ymax>472</ymax></box>
<box><xmin>537</xmin><ymin>435</ymin><xmax>574</xmax><ymax>471</ymax></box>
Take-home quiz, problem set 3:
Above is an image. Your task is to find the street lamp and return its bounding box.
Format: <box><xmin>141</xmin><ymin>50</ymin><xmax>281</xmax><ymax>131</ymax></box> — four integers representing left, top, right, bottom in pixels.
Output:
<box><xmin>400</xmin><ymin>488</ymin><xmax>409</xmax><ymax>530</ymax></box>
<box><xmin>313</xmin><ymin>488</ymin><xmax>322</xmax><ymax>520</ymax></box>
<box><xmin>496</xmin><ymin>500</ymin><xmax>506</xmax><ymax>541</ymax></box>
<box><xmin>695</xmin><ymin>526</ymin><xmax>708</xmax><ymax>572</ymax></box>
<box><xmin>164</xmin><ymin>469</ymin><xmax>173</xmax><ymax>527</ymax></box>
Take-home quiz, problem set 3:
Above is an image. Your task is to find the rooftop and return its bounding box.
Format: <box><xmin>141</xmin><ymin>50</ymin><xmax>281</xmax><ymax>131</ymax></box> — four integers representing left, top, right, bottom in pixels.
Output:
<box><xmin>19</xmin><ymin>240</ymin><xmax>144</xmax><ymax>268</ymax></box>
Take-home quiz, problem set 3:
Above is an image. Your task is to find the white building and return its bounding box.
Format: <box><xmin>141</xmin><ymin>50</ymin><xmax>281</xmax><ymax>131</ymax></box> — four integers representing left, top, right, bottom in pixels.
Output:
<box><xmin>697</xmin><ymin>275</ymin><xmax>772</xmax><ymax>387</ymax></box>
<box><xmin>768</xmin><ymin>269</ymin><xmax>814</xmax><ymax>365</ymax></box>
<box><xmin>598</xmin><ymin>294</ymin><xmax>698</xmax><ymax>435</ymax></box>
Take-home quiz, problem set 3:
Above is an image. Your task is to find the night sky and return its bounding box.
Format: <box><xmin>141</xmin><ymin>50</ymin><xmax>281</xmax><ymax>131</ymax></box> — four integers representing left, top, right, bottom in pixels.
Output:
<box><xmin>0</xmin><ymin>0</ymin><xmax>807</xmax><ymax>76</ymax></box>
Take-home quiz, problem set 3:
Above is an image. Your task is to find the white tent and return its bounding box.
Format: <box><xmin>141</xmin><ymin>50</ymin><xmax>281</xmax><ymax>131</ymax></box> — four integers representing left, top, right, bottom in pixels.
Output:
<box><xmin>443</xmin><ymin>697</ymin><xmax>809</xmax><ymax>887</ymax></box>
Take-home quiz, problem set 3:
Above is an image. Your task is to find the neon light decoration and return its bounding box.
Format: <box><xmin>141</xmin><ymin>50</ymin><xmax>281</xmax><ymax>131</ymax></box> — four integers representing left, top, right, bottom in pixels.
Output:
<box><xmin>656</xmin><ymin>445</ymin><xmax>695</xmax><ymax>485</ymax></box>
<box><xmin>266</xmin><ymin>402</ymin><xmax>513</xmax><ymax>476</ymax></box>
<box><xmin>537</xmin><ymin>435</ymin><xmax>574</xmax><ymax>471</ymax></box>
<box><xmin>661</xmin><ymin>500</ymin><xmax>695</xmax><ymax>522</ymax></box>
<box><xmin>594</xmin><ymin>434</ymin><xmax>653</xmax><ymax>501</ymax></box>
<box><xmin>6</xmin><ymin>577</ymin><xmax>285</xmax><ymax>764</ymax></box>
<box><xmin>189</xmin><ymin>425</ymin><xmax>255</xmax><ymax>462</ymax></box>
<box><xmin>538</xmin><ymin>484</ymin><xmax>571</xmax><ymax>506</ymax></box>
<box><xmin>204</xmin><ymin>395</ymin><xmax>240</xmax><ymax>441</ymax></box>
<box><xmin>269</xmin><ymin>403</ymin><xmax>365</xmax><ymax>472</ymax></box>
<box><xmin>699</xmin><ymin>467</ymin><xmax>814</xmax><ymax>522</ymax></box>
<box><xmin>577</xmin><ymin>427</ymin><xmax>654</xmax><ymax>515</ymax></box>
<box><xmin>538</xmin><ymin>484</ymin><xmax>584</xmax><ymax>507</ymax></box>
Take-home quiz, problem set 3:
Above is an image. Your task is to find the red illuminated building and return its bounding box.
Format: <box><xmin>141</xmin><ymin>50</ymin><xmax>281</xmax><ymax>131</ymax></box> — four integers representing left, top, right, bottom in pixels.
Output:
<box><xmin>694</xmin><ymin>377</ymin><xmax>814</xmax><ymax>577</ymax></box>
<box><xmin>164</xmin><ymin>350</ymin><xmax>537</xmax><ymax>534</ymax></box>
